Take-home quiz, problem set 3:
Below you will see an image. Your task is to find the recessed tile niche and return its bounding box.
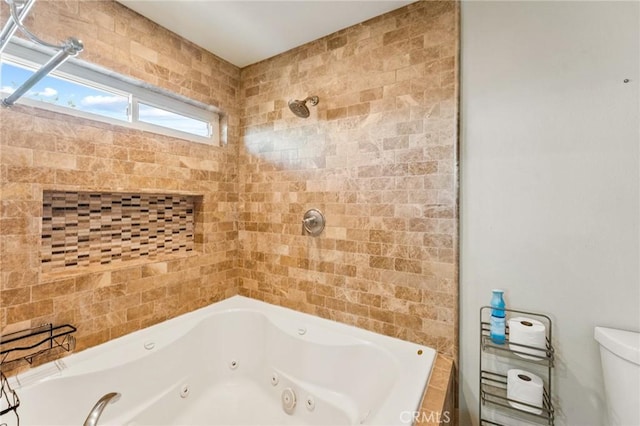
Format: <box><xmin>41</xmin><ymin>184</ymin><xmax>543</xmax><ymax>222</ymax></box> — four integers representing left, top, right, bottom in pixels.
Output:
<box><xmin>41</xmin><ymin>191</ymin><xmax>199</xmax><ymax>272</ymax></box>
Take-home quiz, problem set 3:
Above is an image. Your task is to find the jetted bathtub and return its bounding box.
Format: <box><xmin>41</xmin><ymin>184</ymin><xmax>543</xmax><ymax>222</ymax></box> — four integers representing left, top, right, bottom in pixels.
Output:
<box><xmin>5</xmin><ymin>296</ymin><xmax>436</xmax><ymax>425</ymax></box>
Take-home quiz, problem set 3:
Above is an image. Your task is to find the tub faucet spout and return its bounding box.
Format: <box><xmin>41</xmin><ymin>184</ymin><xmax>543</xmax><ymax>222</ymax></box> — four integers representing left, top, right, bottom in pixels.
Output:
<box><xmin>83</xmin><ymin>392</ymin><xmax>121</xmax><ymax>426</ymax></box>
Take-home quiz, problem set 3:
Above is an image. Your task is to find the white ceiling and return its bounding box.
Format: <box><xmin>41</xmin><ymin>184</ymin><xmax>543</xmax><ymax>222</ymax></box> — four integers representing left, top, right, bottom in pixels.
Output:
<box><xmin>116</xmin><ymin>1</ymin><xmax>416</xmax><ymax>68</ymax></box>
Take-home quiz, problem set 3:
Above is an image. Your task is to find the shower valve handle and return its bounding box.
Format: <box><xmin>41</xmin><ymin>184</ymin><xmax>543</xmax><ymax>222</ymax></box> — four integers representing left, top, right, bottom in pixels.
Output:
<box><xmin>302</xmin><ymin>217</ymin><xmax>315</xmax><ymax>235</ymax></box>
<box><xmin>301</xmin><ymin>209</ymin><xmax>325</xmax><ymax>237</ymax></box>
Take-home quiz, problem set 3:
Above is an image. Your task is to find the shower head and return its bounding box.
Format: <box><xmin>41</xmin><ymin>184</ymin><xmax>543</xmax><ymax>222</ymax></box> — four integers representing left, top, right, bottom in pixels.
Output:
<box><xmin>288</xmin><ymin>96</ymin><xmax>319</xmax><ymax>118</ymax></box>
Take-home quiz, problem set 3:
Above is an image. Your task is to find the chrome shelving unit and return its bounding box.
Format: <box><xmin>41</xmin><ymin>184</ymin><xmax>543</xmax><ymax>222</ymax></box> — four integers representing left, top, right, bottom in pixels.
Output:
<box><xmin>479</xmin><ymin>307</ymin><xmax>555</xmax><ymax>425</ymax></box>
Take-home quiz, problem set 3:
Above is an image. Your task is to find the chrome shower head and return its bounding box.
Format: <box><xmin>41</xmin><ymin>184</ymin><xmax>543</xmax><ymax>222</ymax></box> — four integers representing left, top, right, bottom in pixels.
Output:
<box><xmin>288</xmin><ymin>96</ymin><xmax>319</xmax><ymax>118</ymax></box>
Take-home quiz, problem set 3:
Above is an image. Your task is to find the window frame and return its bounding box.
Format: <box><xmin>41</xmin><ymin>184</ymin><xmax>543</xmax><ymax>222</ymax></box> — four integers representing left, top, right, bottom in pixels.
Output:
<box><xmin>0</xmin><ymin>38</ymin><xmax>221</xmax><ymax>146</ymax></box>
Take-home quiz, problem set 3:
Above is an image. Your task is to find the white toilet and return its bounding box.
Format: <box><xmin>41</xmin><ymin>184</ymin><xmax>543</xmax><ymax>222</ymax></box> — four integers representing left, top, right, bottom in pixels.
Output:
<box><xmin>594</xmin><ymin>326</ymin><xmax>640</xmax><ymax>426</ymax></box>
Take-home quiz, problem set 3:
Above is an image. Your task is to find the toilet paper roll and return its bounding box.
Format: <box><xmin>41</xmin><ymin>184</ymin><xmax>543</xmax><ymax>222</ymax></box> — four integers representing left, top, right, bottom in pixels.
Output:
<box><xmin>507</xmin><ymin>369</ymin><xmax>544</xmax><ymax>414</ymax></box>
<box><xmin>508</xmin><ymin>317</ymin><xmax>547</xmax><ymax>360</ymax></box>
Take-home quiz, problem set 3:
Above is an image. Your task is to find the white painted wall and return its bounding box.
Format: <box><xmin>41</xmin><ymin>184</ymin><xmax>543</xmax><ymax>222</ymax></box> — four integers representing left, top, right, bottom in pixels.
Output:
<box><xmin>459</xmin><ymin>1</ymin><xmax>639</xmax><ymax>425</ymax></box>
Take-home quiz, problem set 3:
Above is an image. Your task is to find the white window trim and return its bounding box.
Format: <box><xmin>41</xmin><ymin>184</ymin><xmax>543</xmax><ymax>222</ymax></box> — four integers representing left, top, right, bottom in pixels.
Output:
<box><xmin>0</xmin><ymin>38</ymin><xmax>221</xmax><ymax>146</ymax></box>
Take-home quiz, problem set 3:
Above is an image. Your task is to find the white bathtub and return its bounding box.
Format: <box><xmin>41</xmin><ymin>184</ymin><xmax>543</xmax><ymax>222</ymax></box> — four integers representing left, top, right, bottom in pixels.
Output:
<box><xmin>5</xmin><ymin>296</ymin><xmax>436</xmax><ymax>426</ymax></box>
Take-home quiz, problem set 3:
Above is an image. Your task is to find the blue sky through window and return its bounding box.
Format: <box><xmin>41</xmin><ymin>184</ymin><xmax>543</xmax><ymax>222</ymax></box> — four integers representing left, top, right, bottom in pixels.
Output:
<box><xmin>1</xmin><ymin>61</ymin><xmax>129</xmax><ymax>121</ymax></box>
<box><xmin>1</xmin><ymin>59</ymin><xmax>214</xmax><ymax>140</ymax></box>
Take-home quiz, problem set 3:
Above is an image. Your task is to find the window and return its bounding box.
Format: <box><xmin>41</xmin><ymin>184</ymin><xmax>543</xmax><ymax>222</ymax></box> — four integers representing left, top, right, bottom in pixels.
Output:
<box><xmin>1</xmin><ymin>61</ymin><xmax>130</xmax><ymax>121</ymax></box>
<box><xmin>137</xmin><ymin>102</ymin><xmax>210</xmax><ymax>137</ymax></box>
<box><xmin>0</xmin><ymin>39</ymin><xmax>220</xmax><ymax>145</ymax></box>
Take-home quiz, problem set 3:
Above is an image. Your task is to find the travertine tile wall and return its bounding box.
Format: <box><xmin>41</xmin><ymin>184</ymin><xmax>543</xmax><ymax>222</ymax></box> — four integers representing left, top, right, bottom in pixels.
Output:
<box><xmin>238</xmin><ymin>1</ymin><xmax>459</xmax><ymax>357</ymax></box>
<box><xmin>1</xmin><ymin>0</ymin><xmax>459</xmax><ymax>370</ymax></box>
<box><xmin>0</xmin><ymin>0</ymin><xmax>240</xmax><ymax>362</ymax></box>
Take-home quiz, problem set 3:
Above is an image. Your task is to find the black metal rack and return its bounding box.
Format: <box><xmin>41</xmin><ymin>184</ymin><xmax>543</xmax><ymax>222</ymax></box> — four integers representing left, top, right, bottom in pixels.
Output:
<box><xmin>0</xmin><ymin>370</ymin><xmax>20</xmax><ymax>425</ymax></box>
<box><xmin>0</xmin><ymin>323</ymin><xmax>77</xmax><ymax>426</ymax></box>
<box><xmin>1</xmin><ymin>323</ymin><xmax>76</xmax><ymax>366</ymax></box>
<box><xmin>479</xmin><ymin>307</ymin><xmax>555</xmax><ymax>425</ymax></box>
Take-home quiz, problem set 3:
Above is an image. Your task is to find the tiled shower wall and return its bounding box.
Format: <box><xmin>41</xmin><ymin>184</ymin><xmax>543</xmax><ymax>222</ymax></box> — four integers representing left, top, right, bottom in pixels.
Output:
<box><xmin>239</xmin><ymin>1</ymin><xmax>459</xmax><ymax>357</ymax></box>
<box><xmin>1</xmin><ymin>0</ymin><xmax>459</xmax><ymax>366</ymax></box>
<box><xmin>0</xmin><ymin>1</ymin><xmax>240</xmax><ymax>359</ymax></box>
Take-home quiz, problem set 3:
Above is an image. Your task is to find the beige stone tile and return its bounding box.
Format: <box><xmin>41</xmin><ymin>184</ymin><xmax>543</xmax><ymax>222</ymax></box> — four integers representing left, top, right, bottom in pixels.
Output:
<box><xmin>32</xmin><ymin>278</ymin><xmax>76</xmax><ymax>301</ymax></box>
<box><xmin>7</xmin><ymin>300</ymin><xmax>54</xmax><ymax>323</ymax></box>
<box><xmin>0</xmin><ymin>288</ymin><xmax>31</xmax><ymax>306</ymax></box>
<box><xmin>0</xmin><ymin>0</ymin><xmax>456</xmax><ymax>390</ymax></box>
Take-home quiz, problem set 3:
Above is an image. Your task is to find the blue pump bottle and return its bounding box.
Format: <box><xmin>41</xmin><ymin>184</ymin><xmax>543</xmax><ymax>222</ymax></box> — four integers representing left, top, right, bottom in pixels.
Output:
<box><xmin>489</xmin><ymin>289</ymin><xmax>506</xmax><ymax>344</ymax></box>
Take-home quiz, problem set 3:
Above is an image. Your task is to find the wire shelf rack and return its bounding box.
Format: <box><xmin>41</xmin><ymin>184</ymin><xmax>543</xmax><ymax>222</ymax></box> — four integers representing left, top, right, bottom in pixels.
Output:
<box><xmin>0</xmin><ymin>370</ymin><xmax>19</xmax><ymax>425</ymax></box>
<box><xmin>479</xmin><ymin>306</ymin><xmax>555</xmax><ymax>425</ymax></box>
<box><xmin>1</xmin><ymin>323</ymin><xmax>76</xmax><ymax>367</ymax></box>
<box><xmin>0</xmin><ymin>322</ymin><xmax>77</xmax><ymax>426</ymax></box>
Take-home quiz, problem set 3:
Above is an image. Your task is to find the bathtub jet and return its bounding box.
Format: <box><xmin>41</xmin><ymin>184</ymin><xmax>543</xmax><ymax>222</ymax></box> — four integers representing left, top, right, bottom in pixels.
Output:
<box><xmin>288</xmin><ymin>96</ymin><xmax>319</xmax><ymax>118</ymax></box>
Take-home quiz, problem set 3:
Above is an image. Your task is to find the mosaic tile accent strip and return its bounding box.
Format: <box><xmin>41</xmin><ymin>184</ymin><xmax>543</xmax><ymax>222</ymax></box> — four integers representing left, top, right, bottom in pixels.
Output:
<box><xmin>42</xmin><ymin>191</ymin><xmax>195</xmax><ymax>271</ymax></box>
